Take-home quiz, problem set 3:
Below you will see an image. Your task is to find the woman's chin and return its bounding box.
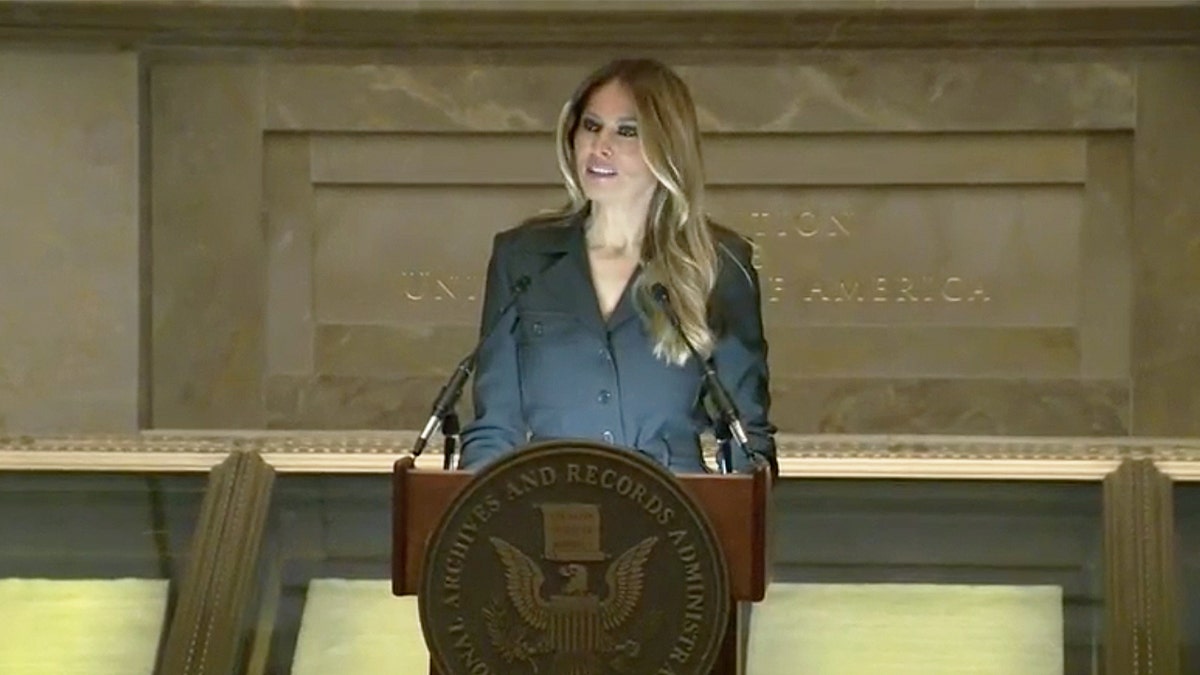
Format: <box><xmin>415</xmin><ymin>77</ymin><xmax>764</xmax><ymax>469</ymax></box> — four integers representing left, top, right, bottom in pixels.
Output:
<box><xmin>580</xmin><ymin>182</ymin><xmax>620</xmax><ymax>203</ymax></box>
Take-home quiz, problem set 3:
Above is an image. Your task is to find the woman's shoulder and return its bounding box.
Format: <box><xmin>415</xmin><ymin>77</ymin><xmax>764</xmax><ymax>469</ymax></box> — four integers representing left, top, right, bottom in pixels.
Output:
<box><xmin>707</xmin><ymin>220</ymin><xmax>756</xmax><ymax>266</ymax></box>
<box><xmin>705</xmin><ymin>220</ymin><xmax>760</xmax><ymax>299</ymax></box>
<box><xmin>493</xmin><ymin>210</ymin><xmax>580</xmax><ymax>250</ymax></box>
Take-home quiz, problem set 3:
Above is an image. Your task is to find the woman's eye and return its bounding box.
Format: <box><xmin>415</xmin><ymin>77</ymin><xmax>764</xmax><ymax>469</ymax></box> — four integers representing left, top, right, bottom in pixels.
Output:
<box><xmin>618</xmin><ymin>125</ymin><xmax>638</xmax><ymax>138</ymax></box>
<box><xmin>581</xmin><ymin>118</ymin><xmax>601</xmax><ymax>132</ymax></box>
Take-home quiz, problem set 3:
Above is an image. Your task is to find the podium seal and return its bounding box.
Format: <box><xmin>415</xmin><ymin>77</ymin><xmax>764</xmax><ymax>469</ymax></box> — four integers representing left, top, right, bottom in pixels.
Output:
<box><xmin>419</xmin><ymin>440</ymin><xmax>730</xmax><ymax>675</ymax></box>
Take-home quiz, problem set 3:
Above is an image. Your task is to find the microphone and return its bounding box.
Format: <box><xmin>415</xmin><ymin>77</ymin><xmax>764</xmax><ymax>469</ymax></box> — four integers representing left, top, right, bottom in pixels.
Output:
<box><xmin>649</xmin><ymin>283</ymin><xmax>758</xmax><ymax>471</ymax></box>
<box><xmin>412</xmin><ymin>274</ymin><xmax>532</xmax><ymax>458</ymax></box>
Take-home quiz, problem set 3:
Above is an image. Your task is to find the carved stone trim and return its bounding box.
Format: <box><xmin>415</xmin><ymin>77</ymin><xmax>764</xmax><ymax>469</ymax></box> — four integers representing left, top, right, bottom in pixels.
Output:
<box><xmin>0</xmin><ymin>430</ymin><xmax>442</xmax><ymax>472</ymax></box>
<box><xmin>3</xmin><ymin>431</ymin><xmax>1200</xmax><ymax>478</ymax></box>
<box><xmin>159</xmin><ymin>451</ymin><xmax>276</xmax><ymax>675</ymax></box>
<box><xmin>775</xmin><ymin>456</ymin><xmax>1125</xmax><ymax>481</ymax></box>
<box><xmin>1104</xmin><ymin>459</ymin><xmax>1180</xmax><ymax>674</ymax></box>
<box><xmin>0</xmin><ymin>2</ymin><xmax>1197</xmax><ymax>49</ymax></box>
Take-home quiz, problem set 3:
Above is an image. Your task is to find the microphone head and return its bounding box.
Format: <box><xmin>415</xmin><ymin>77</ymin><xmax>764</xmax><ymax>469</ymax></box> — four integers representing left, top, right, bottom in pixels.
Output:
<box><xmin>650</xmin><ymin>282</ymin><xmax>669</xmax><ymax>305</ymax></box>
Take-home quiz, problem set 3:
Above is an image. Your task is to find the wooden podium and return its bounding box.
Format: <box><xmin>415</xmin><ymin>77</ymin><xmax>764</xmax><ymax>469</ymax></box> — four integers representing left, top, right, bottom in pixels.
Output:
<box><xmin>392</xmin><ymin>453</ymin><xmax>773</xmax><ymax>675</ymax></box>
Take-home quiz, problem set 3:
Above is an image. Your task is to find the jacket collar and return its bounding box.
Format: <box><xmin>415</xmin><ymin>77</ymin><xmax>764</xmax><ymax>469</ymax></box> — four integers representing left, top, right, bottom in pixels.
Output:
<box><xmin>516</xmin><ymin>210</ymin><xmax>642</xmax><ymax>336</ymax></box>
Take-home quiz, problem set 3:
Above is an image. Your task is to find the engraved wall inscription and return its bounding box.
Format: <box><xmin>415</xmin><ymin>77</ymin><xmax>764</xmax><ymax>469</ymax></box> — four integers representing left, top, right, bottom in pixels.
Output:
<box><xmin>326</xmin><ymin>187</ymin><xmax>1080</xmax><ymax>326</ymax></box>
<box><xmin>313</xmin><ymin>186</ymin><xmax>562</xmax><ymax>325</ymax></box>
<box><xmin>248</xmin><ymin>89</ymin><xmax>1127</xmax><ymax>434</ymax></box>
<box><xmin>302</xmin><ymin>148</ymin><xmax>1089</xmax><ymax>394</ymax></box>
<box><xmin>707</xmin><ymin>186</ymin><xmax>1082</xmax><ymax>326</ymax></box>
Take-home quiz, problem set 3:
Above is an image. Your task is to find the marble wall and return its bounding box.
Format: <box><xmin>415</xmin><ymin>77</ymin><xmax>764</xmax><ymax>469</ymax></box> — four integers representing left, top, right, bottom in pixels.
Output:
<box><xmin>0</xmin><ymin>2</ymin><xmax>1197</xmax><ymax>438</ymax></box>
<box><xmin>148</xmin><ymin>50</ymin><xmax>1189</xmax><ymax>437</ymax></box>
<box><xmin>1132</xmin><ymin>58</ymin><xmax>1200</xmax><ymax>436</ymax></box>
<box><xmin>0</xmin><ymin>48</ymin><xmax>140</xmax><ymax>432</ymax></box>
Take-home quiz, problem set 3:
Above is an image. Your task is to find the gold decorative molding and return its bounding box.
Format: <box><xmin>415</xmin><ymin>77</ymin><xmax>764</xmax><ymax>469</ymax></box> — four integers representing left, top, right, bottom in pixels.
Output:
<box><xmin>775</xmin><ymin>434</ymin><xmax>1193</xmax><ymax>480</ymax></box>
<box><xmin>0</xmin><ymin>430</ymin><xmax>442</xmax><ymax>473</ymax></box>
<box><xmin>0</xmin><ymin>1</ymin><xmax>1197</xmax><ymax>49</ymax></box>
<box><xmin>4</xmin><ymin>430</ymin><xmax>1200</xmax><ymax>479</ymax></box>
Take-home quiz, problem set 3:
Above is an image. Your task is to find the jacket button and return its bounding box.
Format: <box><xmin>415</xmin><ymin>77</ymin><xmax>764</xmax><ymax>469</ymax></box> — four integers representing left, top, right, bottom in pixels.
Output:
<box><xmin>597</xmin><ymin>389</ymin><xmax>611</xmax><ymax>404</ymax></box>
<box><xmin>531</xmin><ymin>321</ymin><xmax>543</xmax><ymax>336</ymax></box>
<box><xmin>602</xmin><ymin>430</ymin><xmax>614</xmax><ymax>443</ymax></box>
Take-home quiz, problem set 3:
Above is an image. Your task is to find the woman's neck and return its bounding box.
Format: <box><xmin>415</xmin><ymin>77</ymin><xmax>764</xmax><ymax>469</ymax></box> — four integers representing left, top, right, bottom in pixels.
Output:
<box><xmin>586</xmin><ymin>203</ymin><xmax>647</xmax><ymax>255</ymax></box>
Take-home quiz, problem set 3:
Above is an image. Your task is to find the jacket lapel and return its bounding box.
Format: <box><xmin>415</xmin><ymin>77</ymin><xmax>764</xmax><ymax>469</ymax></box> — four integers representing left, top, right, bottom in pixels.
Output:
<box><xmin>514</xmin><ymin>214</ymin><xmax>607</xmax><ymax>337</ymax></box>
<box><xmin>604</xmin><ymin>265</ymin><xmax>643</xmax><ymax>333</ymax></box>
<box><xmin>512</xmin><ymin>211</ymin><xmax>647</xmax><ymax>337</ymax></box>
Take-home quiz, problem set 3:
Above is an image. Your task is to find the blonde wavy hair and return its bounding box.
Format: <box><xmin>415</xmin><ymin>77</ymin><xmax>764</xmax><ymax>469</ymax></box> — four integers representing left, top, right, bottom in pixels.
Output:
<box><xmin>538</xmin><ymin>58</ymin><xmax>718</xmax><ymax>366</ymax></box>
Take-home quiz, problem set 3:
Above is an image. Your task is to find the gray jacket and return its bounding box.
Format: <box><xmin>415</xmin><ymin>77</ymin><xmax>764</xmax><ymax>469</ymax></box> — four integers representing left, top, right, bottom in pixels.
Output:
<box><xmin>459</xmin><ymin>211</ymin><xmax>776</xmax><ymax>474</ymax></box>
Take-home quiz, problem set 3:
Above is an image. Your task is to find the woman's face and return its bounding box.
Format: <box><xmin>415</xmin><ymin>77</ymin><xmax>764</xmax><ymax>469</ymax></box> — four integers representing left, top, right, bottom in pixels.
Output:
<box><xmin>572</xmin><ymin>79</ymin><xmax>658</xmax><ymax>210</ymax></box>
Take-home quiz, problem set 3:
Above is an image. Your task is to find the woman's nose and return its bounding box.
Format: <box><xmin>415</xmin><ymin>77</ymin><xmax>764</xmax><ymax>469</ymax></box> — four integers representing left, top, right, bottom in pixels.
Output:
<box><xmin>596</xmin><ymin>134</ymin><xmax>614</xmax><ymax>157</ymax></box>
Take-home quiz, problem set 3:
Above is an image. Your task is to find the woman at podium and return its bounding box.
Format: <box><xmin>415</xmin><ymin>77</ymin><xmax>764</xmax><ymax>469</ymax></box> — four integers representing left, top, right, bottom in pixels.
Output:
<box><xmin>458</xmin><ymin>58</ymin><xmax>777</xmax><ymax>476</ymax></box>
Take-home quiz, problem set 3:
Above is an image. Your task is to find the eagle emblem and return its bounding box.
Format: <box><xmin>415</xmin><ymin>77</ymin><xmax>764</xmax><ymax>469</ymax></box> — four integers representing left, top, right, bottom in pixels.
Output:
<box><xmin>484</xmin><ymin>535</ymin><xmax>660</xmax><ymax>675</ymax></box>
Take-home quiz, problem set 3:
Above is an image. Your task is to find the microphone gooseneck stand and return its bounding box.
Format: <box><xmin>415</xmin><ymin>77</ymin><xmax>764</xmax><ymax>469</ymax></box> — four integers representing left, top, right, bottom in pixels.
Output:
<box><xmin>712</xmin><ymin>417</ymin><xmax>734</xmax><ymax>475</ymax></box>
<box><xmin>411</xmin><ymin>275</ymin><xmax>532</xmax><ymax>469</ymax></box>
<box><xmin>650</xmin><ymin>283</ymin><xmax>759</xmax><ymax>475</ymax></box>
